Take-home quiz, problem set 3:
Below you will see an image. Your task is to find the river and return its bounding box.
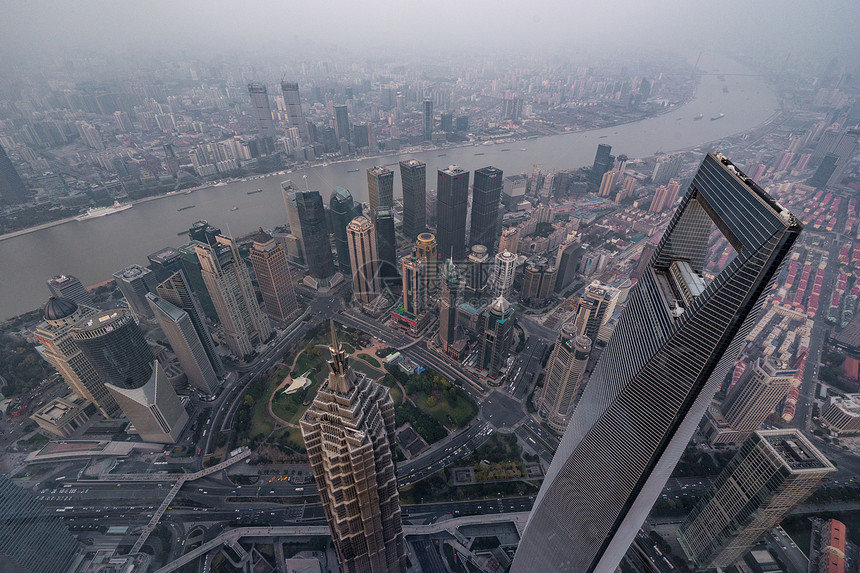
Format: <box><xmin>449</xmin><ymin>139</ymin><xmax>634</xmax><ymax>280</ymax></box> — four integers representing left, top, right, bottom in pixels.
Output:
<box><xmin>0</xmin><ymin>53</ymin><xmax>778</xmax><ymax>320</ymax></box>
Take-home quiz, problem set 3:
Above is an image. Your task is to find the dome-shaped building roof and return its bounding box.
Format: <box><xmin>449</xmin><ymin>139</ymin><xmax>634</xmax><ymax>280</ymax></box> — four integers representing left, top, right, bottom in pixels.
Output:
<box><xmin>43</xmin><ymin>296</ymin><xmax>79</xmax><ymax>321</ymax></box>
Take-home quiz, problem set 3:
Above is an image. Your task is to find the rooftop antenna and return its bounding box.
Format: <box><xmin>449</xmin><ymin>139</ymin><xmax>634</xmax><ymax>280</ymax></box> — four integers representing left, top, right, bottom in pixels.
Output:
<box><xmin>303</xmin><ymin>174</ymin><xmax>310</xmax><ymax>190</ymax></box>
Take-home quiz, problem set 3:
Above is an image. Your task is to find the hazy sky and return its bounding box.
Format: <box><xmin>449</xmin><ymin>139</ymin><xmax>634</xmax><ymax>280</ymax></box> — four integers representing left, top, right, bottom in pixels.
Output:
<box><xmin>2</xmin><ymin>0</ymin><xmax>859</xmax><ymax>67</ymax></box>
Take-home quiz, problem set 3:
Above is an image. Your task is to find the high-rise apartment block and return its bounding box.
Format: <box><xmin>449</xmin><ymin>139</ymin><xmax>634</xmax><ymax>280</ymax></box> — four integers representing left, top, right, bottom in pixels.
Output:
<box><xmin>35</xmin><ymin>298</ymin><xmax>121</xmax><ymax>418</ymax></box>
<box><xmin>678</xmin><ymin>430</ymin><xmax>834</xmax><ymax>569</ymax></box>
<box><xmin>146</xmin><ymin>293</ymin><xmax>219</xmax><ymax>394</ymax></box>
<box><xmin>195</xmin><ymin>236</ymin><xmax>272</xmax><ymax>357</ymax></box>
<box><xmin>0</xmin><ymin>475</ymin><xmax>79</xmax><ymax>573</ymax></box>
<box><xmin>650</xmin><ymin>180</ymin><xmax>682</xmax><ymax>213</ymax></box>
<box><xmin>479</xmin><ymin>297</ymin><xmax>514</xmax><ymax>378</ymax></box>
<box><xmin>470</xmin><ymin>166</ymin><xmax>504</xmax><ymax>252</ymax></box>
<box><xmin>436</xmin><ymin>165</ymin><xmax>470</xmax><ymax>262</ymax></box>
<box><xmin>0</xmin><ymin>142</ymin><xmax>28</xmax><ymax>204</ymax></box>
<box><xmin>520</xmin><ymin>259</ymin><xmax>556</xmax><ymax>304</ymax></box>
<box><xmin>366</xmin><ymin>166</ymin><xmax>394</xmax><ymax>223</ymax></box>
<box><xmin>249</xmin><ymin>230</ymin><xmax>299</xmax><ymax>324</ymax></box>
<box><xmin>537</xmin><ymin>323</ymin><xmax>591</xmax><ymax>432</ymax></box>
<box><xmin>47</xmin><ymin>274</ymin><xmax>94</xmax><ymax>306</ymax></box>
<box><xmin>652</xmin><ymin>154</ymin><xmax>683</xmax><ymax>185</ymax></box>
<box><xmin>400</xmin><ymin>159</ymin><xmax>426</xmax><ymax>240</ymax></box>
<box><xmin>300</xmin><ymin>323</ymin><xmax>406</xmax><ymax>573</ymax></box>
<box><xmin>512</xmin><ymin>153</ymin><xmax>802</xmax><ymax>573</ymax></box>
<box><xmin>347</xmin><ymin>216</ymin><xmax>380</xmax><ymax>304</ymax></box>
<box><xmin>113</xmin><ymin>264</ymin><xmax>159</xmax><ymax>319</ymax></box>
<box><xmin>598</xmin><ymin>169</ymin><xmax>618</xmax><ymax>197</ymax></box>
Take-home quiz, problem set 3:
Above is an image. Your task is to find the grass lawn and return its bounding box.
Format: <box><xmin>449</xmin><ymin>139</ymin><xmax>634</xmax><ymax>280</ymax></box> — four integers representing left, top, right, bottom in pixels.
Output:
<box><xmin>272</xmin><ymin>426</ymin><xmax>306</xmax><ymax>453</ymax></box>
<box><xmin>414</xmin><ymin>391</ymin><xmax>476</xmax><ymax>428</ymax></box>
<box><xmin>388</xmin><ymin>385</ymin><xmax>403</xmax><ymax>405</ymax></box>
<box><xmin>271</xmin><ymin>384</ymin><xmax>317</xmax><ymax>426</ymax></box>
<box><xmin>292</xmin><ymin>347</ymin><xmax>325</xmax><ymax>384</ymax></box>
<box><xmin>357</xmin><ymin>353</ymin><xmax>381</xmax><ymax>368</ymax></box>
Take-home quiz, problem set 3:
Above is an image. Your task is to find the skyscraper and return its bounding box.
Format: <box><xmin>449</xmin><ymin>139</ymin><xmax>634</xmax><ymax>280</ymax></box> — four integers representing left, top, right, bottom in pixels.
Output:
<box><xmin>334</xmin><ymin>105</ymin><xmax>350</xmax><ymax>142</ymax></box>
<box><xmin>281</xmin><ymin>180</ymin><xmax>305</xmax><ymax>264</ymax></box>
<box><xmin>423</xmin><ymin>98</ymin><xmax>433</xmax><ymax>141</ymax></box>
<box><xmin>400</xmin><ymin>159</ymin><xmax>426</xmax><ymax>240</ymax></box>
<box><xmin>652</xmin><ymin>154</ymin><xmax>683</xmax><ymax>185</ymax></box>
<box><xmin>109</xmin><ymin>360</ymin><xmax>189</xmax><ymax>444</ymax></box>
<box><xmin>375</xmin><ymin>207</ymin><xmax>397</xmax><ymax>278</ymax></box>
<box><xmin>34</xmin><ymin>297</ymin><xmax>121</xmax><ymax>418</ymax></box>
<box><xmin>439</xmin><ymin>258</ymin><xmax>460</xmax><ymax>354</ymax></box>
<box><xmin>146</xmin><ymin>293</ymin><xmax>219</xmax><ymax>394</ymax></box>
<box><xmin>436</xmin><ymin>165</ymin><xmax>470</xmax><ymax>262</ymax></box>
<box><xmin>113</xmin><ymin>264</ymin><xmax>159</xmax><ymax>319</ymax></box>
<box><xmin>147</xmin><ymin>247</ymin><xmax>183</xmax><ymax>282</ymax></box>
<box><xmin>677</xmin><ymin>430</ymin><xmax>834</xmax><ymax>569</ymax></box>
<box><xmin>573</xmin><ymin>281</ymin><xmax>620</xmax><ymax>342</ymax></box>
<box><xmin>511</xmin><ymin>153</ymin><xmax>802</xmax><ymax>573</ymax></box>
<box><xmin>347</xmin><ymin>216</ymin><xmax>380</xmax><ymax>304</ymax></box>
<box><xmin>249</xmin><ymin>229</ymin><xmax>299</xmax><ymax>324</ymax></box>
<box><xmin>520</xmin><ymin>259</ymin><xmax>556</xmax><ymax>304</ymax></box>
<box><xmin>401</xmin><ymin>255</ymin><xmax>425</xmax><ymax>316</ymax></box>
<box><xmin>0</xmin><ymin>475</ymin><xmax>79</xmax><ymax>573</ymax></box>
<box><xmin>330</xmin><ymin>187</ymin><xmax>361</xmax><ymax>274</ymax></box>
<box><xmin>708</xmin><ymin>357</ymin><xmax>796</xmax><ymax>444</ymax></box>
<box><xmin>156</xmin><ymin>270</ymin><xmax>224</xmax><ymax>378</ymax></box>
<box><xmin>280</xmin><ymin>81</ymin><xmax>307</xmax><ymax>141</ymax></box>
<box><xmin>195</xmin><ymin>236</ymin><xmax>272</xmax><ymax>357</ymax></box>
<box><xmin>598</xmin><ymin>169</ymin><xmax>618</xmax><ymax>197</ymax></box>
<box><xmin>537</xmin><ymin>323</ymin><xmax>591</xmax><ymax>432</ymax></box>
<box><xmin>470</xmin><ymin>166</ymin><xmax>504</xmax><ymax>251</ymax></box>
<box><xmin>247</xmin><ymin>82</ymin><xmax>275</xmax><ymax>138</ymax></box>
<box><xmin>71</xmin><ymin>309</ymin><xmax>188</xmax><ymax>443</ymax></box>
<box><xmin>479</xmin><ymin>296</ymin><xmax>514</xmax><ymax>378</ymax></box>
<box><xmin>294</xmin><ymin>190</ymin><xmax>335</xmax><ymax>281</ymax></box>
<box><xmin>590</xmin><ymin>143</ymin><xmax>614</xmax><ymax>187</ymax></box>
<box><xmin>177</xmin><ymin>241</ymin><xmax>218</xmax><ymax>321</ymax></box>
<box><xmin>366</xmin><ymin>166</ymin><xmax>394</xmax><ymax>223</ymax></box>
<box><xmin>300</xmin><ymin>322</ymin><xmax>406</xmax><ymax>573</ymax></box>
<box><xmin>465</xmin><ymin>244</ymin><xmax>490</xmax><ymax>292</ymax></box>
<box><xmin>492</xmin><ymin>250</ymin><xmax>518</xmax><ymax>300</ymax></box>
<box><xmin>189</xmin><ymin>220</ymin><xmax>222</xmax><ymax>246</ymax></box>
<box><xmin>46</xmin><ymin>274</ymin><xmax>94</xmax><ymax>306</ymax></box>
<box><xmin>415</xmin><ymin>232</ymin><xmax>438</xmax><ymax>295</ymax></box>
<box><xmin>0</xmin><ymin>142</ymin><xmax>27</xmax><ymax>204</ymax></box>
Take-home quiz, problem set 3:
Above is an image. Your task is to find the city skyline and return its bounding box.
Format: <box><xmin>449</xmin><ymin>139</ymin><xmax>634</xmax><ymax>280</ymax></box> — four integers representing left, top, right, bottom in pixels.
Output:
<box><xmin>0</xmin><ymin>9</ymin><xmax>858</xmax><ymax>568</ymax></box>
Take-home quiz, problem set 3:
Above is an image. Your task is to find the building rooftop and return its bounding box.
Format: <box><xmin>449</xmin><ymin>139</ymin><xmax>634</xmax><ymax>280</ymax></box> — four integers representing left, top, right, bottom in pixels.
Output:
<box><xmin>148</xmin><ymin>247</ymin><xmax>180</xmax><ymax>264</ymax></box>
<box><xmin>43</xmin><ymin>296</ymin><xmax>79</xmax><ymax>321</ymax></box>
<box><xmin>758</xmin><ymin>429</ymin><xmax>833</xmax><ymax>472</ymax></box>
<box><xmin>827</xmin><ymin>394</ymin><xmax>860</xmax><ymax>417</ymax></box>
<box><xmin>113</xmin><ymin>263</ymin><xmax>152</xmax><ymax>281</ymax></box>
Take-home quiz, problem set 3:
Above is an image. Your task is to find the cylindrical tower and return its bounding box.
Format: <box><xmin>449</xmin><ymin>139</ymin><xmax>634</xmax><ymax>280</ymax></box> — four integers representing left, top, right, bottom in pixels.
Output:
<box><xmin>71</xmin><ymin>308</ymin><xmax>155</xmax><ymax>389</ymax></box>
<box><xmin>537</xmin><ymin>323</ymin><xmax>592</xmax><ymax>432</ymax></box>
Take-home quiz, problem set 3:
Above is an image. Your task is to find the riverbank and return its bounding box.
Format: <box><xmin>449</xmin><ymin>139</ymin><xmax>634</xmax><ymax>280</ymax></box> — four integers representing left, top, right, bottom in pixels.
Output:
<box><xmin>0</xmin><ymin>78</ymin><xmax>700</xmax><ymax>244</ymax></box>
